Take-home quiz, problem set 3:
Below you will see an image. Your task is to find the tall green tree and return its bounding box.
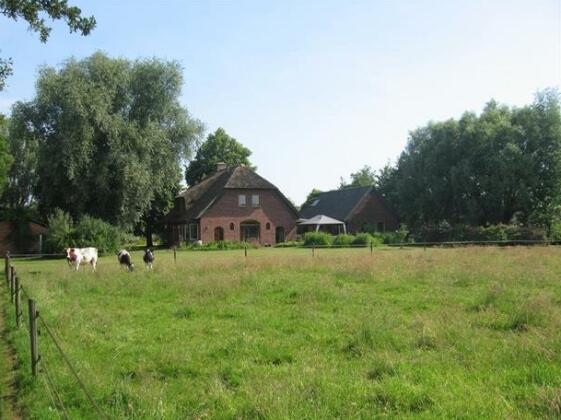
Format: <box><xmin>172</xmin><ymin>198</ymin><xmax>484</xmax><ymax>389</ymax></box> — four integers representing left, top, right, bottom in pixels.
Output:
<box><xmin>339</xmin><ymin>165</ymin><xmax>377</xmax><ymax>189</ymax></box>
<box><xmin>185</xmin><ymin>128</ymin><xmax>254</xmax><ymax>185</ymax></box>
<box><xmin>0</xmin><ymin>0</ymin><xmax>95</xmax><ymax>90</ymax></box>
<box><xmin>14</xmin><ymin>52</ymin><xmax>203</xmax><ymax>236</ymax></box>
<box><xmin>0</xmin><ymin>114</ymin><xmax>13</xmax><ymax>196</ymax></box>
<box><xmin>3</xmin><ymin>102</ymin><xmax>38</xmax><ymax>209</ymax></box>
<box><xmin>382</xmin><ymin>89</ymin><xmax>561</xmax><ymax>231</ymax></box>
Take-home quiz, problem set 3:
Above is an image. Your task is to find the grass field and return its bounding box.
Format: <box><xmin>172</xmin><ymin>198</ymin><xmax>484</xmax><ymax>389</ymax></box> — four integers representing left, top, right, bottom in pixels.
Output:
<box><xmin>3</xmin><ymin>246</ymin><xmax>561</xmax><ymax>418</ymax></box>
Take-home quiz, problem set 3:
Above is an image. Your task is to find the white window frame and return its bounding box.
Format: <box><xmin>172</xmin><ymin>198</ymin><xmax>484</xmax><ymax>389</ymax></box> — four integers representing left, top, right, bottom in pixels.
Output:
<box><xmin>251</xmin><ymin>194</ymin><xmax>260</xmax><ymax>207</ymax></box>
<box><xmin>238</xmin><ymin>194</ymin><xmax>247</xmax><ymax>207</ymax></box>
<box><xmin>189</xmin><ymin>223</ymin><xmax>199</xmax><ymax>240</ymax></box>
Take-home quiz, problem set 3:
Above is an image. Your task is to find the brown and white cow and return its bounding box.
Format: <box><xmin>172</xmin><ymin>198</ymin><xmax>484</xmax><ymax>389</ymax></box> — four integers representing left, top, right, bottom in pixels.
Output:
<box><xmin>66</xmin><ymin>247</ymin><xmax>98</xmax><ymax>271</ymax></box>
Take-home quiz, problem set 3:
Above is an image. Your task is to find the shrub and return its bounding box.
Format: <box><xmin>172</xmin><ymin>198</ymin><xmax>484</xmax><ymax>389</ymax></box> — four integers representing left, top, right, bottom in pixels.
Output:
<box><xmin>303</xmin><ymin>232</ymin><xmax>334</xmax><ymax>246</ymax></box>
<box><xmin>411</xmin><ymin>223</ymin><xmax>547</xmax><ymax>243</ymax></box>
<box><xmin>274</xmin><ymin>241</ymin><xmax>303</xmax><ymax>248</ymax></box>
<box><xmin>73</xmin><ymin>215</ymin><xmax>122</xmax><ymax>253</ymax></box>
<box><xmin>187</xmin><ymin>240</ymin><xmax>257</xmax><ymax>251</ymax></box>
<box><xmin>45</xmin><ymin>209</ymin><xmax>75</xmax><ymax>252</ymax></box>
<box><xmin>352</xmin><ymin>233</ymin><xmax>377</xmax><ymax>246</ymax></box>
<box><xmin>45</xmin><ymin>210</ymin><xmax>127</xmax><ymax>253</ymax></box>
<box><xmin>333</xmin><ymin>234</ymin><xmax>355</xmax><ymax>246</ymax></box>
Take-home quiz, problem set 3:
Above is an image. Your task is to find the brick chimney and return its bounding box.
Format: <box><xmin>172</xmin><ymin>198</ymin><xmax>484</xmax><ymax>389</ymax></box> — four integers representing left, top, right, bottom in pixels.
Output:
<box><xmin>216</xmin><ymin>162</ymin><xmax>227</xmax><ymax>172</ymax></box>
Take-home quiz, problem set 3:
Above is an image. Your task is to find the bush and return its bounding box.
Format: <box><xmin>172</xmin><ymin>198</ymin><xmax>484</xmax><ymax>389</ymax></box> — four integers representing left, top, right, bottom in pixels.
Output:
<box><xmin>274</xmin><ymin>241</ymin><xmax>303</xmax><ymax>248</ymax></box>
<box><xmin>73</xmin><ymin>215</ymin><xmax>122</xmax><ymax>253</ymax></box>
<box><xmin>333</xmin><ymin>234</ymin><xmax>355</xmax><ymax>246</ymax></box>
<box><xmin>352</xmin><ymin>233</ymin><xmax>376</xmax><ymax>246</ymax></box>
<box><xmin>45</xmin><ymin>210</ymin><xmax>128</xmax><ymax>253</ymax></box>
<box><xmin>186</xmin><ymin>240</ymin><xmax>257</xmax><ymax>251</ymax></box>
<box><xmin>303</xmin><ymin>232</ymin><xmax>334</xmax><ymax>246</ymax></box>
<box><xmin>410</xmin><ymin>223</ymin><xmax>547</xmax><ymax>243</ymax></box>
<box><xmin>45</xmin><ymin>209</ymin><xmax>75</xmax><ymax>253</ymax></box>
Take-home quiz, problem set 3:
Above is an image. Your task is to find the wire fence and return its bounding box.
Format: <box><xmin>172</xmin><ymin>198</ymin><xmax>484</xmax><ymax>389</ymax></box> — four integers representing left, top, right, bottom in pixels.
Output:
<box><xmin>2</xmin><ymin>254</ymin><xmax>107</xmax><ymax>419</ymax></box>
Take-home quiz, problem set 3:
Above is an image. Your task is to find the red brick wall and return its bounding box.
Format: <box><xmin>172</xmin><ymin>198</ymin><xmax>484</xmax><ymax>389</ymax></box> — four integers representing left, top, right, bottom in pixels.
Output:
<box><xmin>0</xmin><ymin>222</ymin><xmax>48</xmax><ymax>254</ymax></box>
<box><xmin>200</xmin><ymin>189</ymin><xmax>298</xmax><ymax>245</ymax></box>
<box><xmin>347</xmin><ymin>192</ymin><xmax>399</xmax><ymax>233</ymax></box>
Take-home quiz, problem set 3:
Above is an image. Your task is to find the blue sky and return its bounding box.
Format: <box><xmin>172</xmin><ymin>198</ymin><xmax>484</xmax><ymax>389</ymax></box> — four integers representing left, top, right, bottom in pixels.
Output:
<box><xmin>0</xmin><ymin>0</ymin><xmax>559</xmax><ymax>204</ymax></box>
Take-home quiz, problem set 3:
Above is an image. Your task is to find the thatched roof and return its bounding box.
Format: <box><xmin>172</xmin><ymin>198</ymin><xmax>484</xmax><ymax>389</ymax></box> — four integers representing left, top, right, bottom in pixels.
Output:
<box><xmin>165</xmin><ymin>166</ymin><xmax>297</xmax><ymax>224</ymax></box>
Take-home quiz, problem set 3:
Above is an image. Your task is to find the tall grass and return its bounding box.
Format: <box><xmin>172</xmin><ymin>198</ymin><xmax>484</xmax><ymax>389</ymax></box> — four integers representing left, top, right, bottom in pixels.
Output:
<box><xmin>4</xmin><ymin>246</ymin><xmax>561</xmax><ymax>418</ymax></box>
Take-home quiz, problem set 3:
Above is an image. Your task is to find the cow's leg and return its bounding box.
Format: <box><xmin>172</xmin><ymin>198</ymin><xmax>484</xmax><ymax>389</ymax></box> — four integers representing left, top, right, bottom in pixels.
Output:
<box><xmin>91</xmin><ymin>258</ymin><xmax>97</xmax><ymax>272</ymax></box>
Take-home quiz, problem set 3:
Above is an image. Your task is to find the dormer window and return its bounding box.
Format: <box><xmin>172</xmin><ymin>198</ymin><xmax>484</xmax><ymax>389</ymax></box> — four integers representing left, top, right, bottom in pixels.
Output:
<box><xmin>251</xmin><ymin>194</ymin><xmax>260</xmax><ymax>207</ymax></box>
<box><xmin>238</xmin><ymin>194</ymin><xmax>246</xmax><ymax>207</ymax></box>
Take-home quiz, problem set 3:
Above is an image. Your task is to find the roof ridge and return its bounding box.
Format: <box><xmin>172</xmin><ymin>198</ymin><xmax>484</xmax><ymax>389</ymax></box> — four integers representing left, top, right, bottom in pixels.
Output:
<box><xmin>318</xmin><ymin>185</ymin><xmax>374</xmax><ymax>195</ymax></box>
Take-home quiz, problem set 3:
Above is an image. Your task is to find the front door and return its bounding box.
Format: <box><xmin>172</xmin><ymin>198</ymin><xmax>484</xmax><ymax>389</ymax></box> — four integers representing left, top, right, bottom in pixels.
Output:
<box><xmin>240</xmin><ymin>221</ymin><xmax>260</xmax><ymax>242</ymax></box>
<box><xmin>214</xmin><ymin>227</ymin><xmax>224</xmax><ymax>241</ymax></box>
<box><xmin>275</xmin><ymin>226</ymin><xmax>285</xmax><ymax>243</ymax></box>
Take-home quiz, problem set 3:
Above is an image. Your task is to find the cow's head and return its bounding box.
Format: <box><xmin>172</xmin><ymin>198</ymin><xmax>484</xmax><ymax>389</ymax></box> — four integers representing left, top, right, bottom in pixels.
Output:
<box><xmin>66</xmin><ymin>248</ymin><xmax>77</xmax><ymax>262</ymax></box>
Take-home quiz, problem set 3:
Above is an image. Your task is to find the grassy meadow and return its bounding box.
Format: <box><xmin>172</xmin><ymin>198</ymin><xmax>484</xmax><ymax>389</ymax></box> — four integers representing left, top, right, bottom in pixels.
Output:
<box><xmin>3</xmin><ymin>246</ymin><xmax>561</xmax><ymax>418</ymax></box>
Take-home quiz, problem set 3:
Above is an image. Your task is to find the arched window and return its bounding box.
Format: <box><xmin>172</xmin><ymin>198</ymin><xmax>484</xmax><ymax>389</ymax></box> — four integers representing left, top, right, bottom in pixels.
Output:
<box><xmin>214</xmin><ymin>226</ymin><xmax>224</xmax><ymax>241</ymax></box>
<box><xmin>230</xmin><ymin>222</ymin><xmax>235</xmax><ymax>231</ymax></box>
<box><xmin>266</xmin><ymin>222</ymin><xmax>271</xmax><ymax>230</ymax></box>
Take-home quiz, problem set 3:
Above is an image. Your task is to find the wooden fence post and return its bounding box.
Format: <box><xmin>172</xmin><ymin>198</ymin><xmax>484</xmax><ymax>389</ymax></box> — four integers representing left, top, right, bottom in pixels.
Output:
<box><xmin>4</xmin><ymin>252</ymin><xmax>9</xmax><ymax>286</ymax></box>
<box><xmin>244</xmin><ymin>245</ymin><xmax>247</xmax><ymax>259</ymax></box>
<box><xmin>173</xmin><ymin>247</ymin><xmax>177</xmax><ymax>264</ymax></box>
<box><xmin>370</xmin><ymin>242</ymin><xmax>373</xmax><ymax>255</ymax></box>
<box><xmin>15</xmin><ymin>276</ymin><xmax>21</xmax><ymax>328</ymax></box>
<box><xmin>312</xmin><ymin>246</ymin><xmax>315</xmax><ymax>258</ymax></box>
<box><xmin>28</xmin><ymin>299</ymin><xmax>39</xmax><ymax>376</ymax></box>
<box><xmin>9</xmin><ymin>266</ymin><xmax>15</xmax><ymax>304</ymax></box>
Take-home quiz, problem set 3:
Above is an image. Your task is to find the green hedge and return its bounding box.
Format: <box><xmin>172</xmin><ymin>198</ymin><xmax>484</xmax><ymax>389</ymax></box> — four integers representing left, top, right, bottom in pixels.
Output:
<box><xmin>410</xmin><ymin>224</ymin><xmax>547</xmax><ymax>242</ymax></box>
<box><xmin>303</xmin><ymin>232</ymin><xmax>382</xmax><ymax>247</ymax></box>
<box><xmin>303</xmin><ymin>232</ymin><xmax>334</xmax><ymax>246</ymax></box>
<box><xmin>333</xmin><ymin>234</ymin><xmax>355</xmax><ymax>246</ymax></box>
<box><xmin>185</xmin><ymin>240</ymin><xmax>258</xmax><ymax>251</ymax></box>
<box><xmin>45</xmin><ymin>209</ymin><xmax>134</xmax><ymax>253</ymax></box>
<box><xmin>274</xmin><ymin>241</ymin><xmax>303</xmax><ymax>248</ymax></box>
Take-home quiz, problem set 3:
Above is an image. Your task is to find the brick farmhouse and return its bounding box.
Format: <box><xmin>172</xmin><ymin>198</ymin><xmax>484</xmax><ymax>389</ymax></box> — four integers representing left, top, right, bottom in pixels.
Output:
<box><xmin>164</xmin><ymin>164</ymin><xmax>299</xmax><ymax>245</ymax></box>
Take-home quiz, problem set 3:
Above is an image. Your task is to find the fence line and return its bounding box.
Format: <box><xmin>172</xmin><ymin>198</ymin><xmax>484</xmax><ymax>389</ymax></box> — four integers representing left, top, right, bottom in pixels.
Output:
<box><xmin>2</xmin><ymin>254</ymin><xmax>107</xmax><ymax>419</ymax></box>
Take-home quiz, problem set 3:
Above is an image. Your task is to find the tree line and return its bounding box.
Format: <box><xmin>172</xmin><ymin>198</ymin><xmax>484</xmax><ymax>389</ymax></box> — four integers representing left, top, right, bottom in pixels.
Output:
<box><xmin>307</xmin><ymin>90</ymin><xmax>561</xmax><ymax>238</ymax></box>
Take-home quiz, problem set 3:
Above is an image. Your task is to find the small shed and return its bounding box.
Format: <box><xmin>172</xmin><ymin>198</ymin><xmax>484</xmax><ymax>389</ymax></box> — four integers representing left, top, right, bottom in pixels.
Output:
<box><xmin>0</xmin><ymin>221</ymin><xmax>48</xmax><ymax>255</ymax></box>
<box><xmin>297</xmin><ymin>214</ymin><xmax>346</xmax><ymax>235</ymax></box>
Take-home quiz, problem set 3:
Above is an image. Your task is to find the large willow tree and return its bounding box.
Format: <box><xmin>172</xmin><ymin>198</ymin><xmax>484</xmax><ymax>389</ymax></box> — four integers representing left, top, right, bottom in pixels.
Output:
<box><xmin>11</xmin><ymin>52</ymin><xmax>203</xmax><ymax>236</ymax></box>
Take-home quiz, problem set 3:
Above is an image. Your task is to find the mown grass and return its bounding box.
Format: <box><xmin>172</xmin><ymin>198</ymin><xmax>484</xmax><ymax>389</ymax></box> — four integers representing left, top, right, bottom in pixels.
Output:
<box><xmin>4</xmin><ymin>246</ymin><xmax>561</xmax><ymax>418</ymax></box>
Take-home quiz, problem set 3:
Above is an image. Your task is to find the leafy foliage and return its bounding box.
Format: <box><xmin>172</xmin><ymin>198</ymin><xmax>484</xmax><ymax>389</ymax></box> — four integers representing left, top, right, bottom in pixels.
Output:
<box><xmin>46</xmin><ymin>209</ymin><xmax>129</xmax><ymax>253</ymax></box>
<box><xmin>2</xmin><ymin>103</ymin><xmax>37</xmax><ymax>209</ymax></box>
<box><xmin>185</xmin><ymin>240</ymin><xmax>257</xmax><ymax>251</ymax></box>
<box><xmin>0</xmin><ymin>0</ymin><xmax>95</xmax><ymax>90</ymax></box>
<box><xmin>185</xmin><ymin>128</ymin><xmax>254</xmax><ymax>186</ymax></box>
<box><xmin>379</xmin><ymin>90</ymin><xmax>561</xmax><ymax>232</ymax></box>
<box><xmin>339</xmin><ymin>165</ymin><xmax>377</xmax><ymax>189</ymax></box>
<box><xmin>0</xmin><ymin>114</ymin><xmax>13</xmax><ymax>196</ymax></box>
<box><xmin>45</xmin><ymin>208</ymin><xmax>74</xmax><ymax>252</ymax></box>
<box><xmin>0</xmin><ymin>53</ymin><xmax>12</xmax><ymax>90</ymax></box>
<box><xmin>12</xmin><ymin>52</ymin><xmax>203</xmax><ymax>229</ymax></box>
<box><xmin>410</xmin><ymin>224</ymin><xmax>547</xmax><ymax>242</ymax></box>
<box><xmin>303</xmin><ymin>188</ymin><xmax>322</xmax><ymax>206</ymax></box>
<box><xmin>303</xmin><ymin>231</ymin><xmax>334</xmax><ymax>246</ymax></box>
<box><xmin>333</xmin><ymin>234</ymin><xmax>355</xmax><ymax>246</ymax></box>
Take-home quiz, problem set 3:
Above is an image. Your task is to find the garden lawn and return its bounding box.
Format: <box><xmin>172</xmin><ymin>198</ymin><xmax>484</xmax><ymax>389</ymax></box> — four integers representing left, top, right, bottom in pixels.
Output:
<box><xmin>3</xmin><ymin>246</ymin><xmax>561</xmax><ymax>418</ymax></box>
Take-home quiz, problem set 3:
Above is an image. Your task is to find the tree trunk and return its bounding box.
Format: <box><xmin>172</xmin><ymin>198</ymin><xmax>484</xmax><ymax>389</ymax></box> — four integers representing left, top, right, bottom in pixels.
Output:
<box><xmin>145</xmin><ymin>223</ymin><xmax>153</xmax><ymax>247</ymax></box>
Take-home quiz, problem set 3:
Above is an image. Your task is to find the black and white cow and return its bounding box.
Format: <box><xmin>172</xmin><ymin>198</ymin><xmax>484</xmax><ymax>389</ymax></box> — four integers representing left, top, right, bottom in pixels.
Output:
<box><xmin>143</xmin><ymin>248</ymin><xmax>154</xmax><ymax>270</ymax></box>
<box><xmin>117</xmin><ymin>249</ymin><xmax>134</xmax><ymax>271</ymax></box>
